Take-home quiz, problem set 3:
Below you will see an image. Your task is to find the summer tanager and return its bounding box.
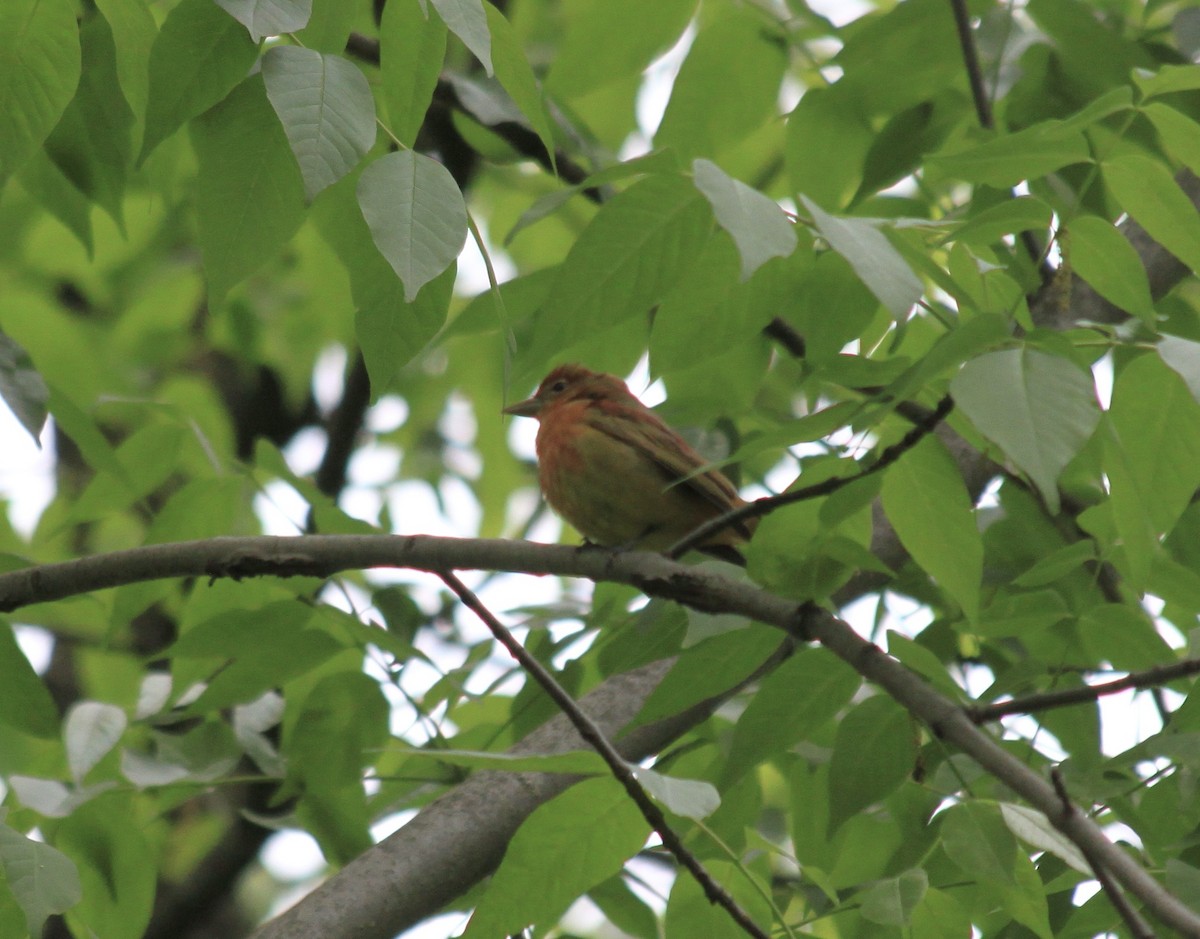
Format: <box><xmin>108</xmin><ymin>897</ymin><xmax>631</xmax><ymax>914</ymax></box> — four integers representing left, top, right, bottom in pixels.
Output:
<box><xmin>503</xmin><ymin>364</ymin><xmax>754</xmax><ymax>560</ymax></box>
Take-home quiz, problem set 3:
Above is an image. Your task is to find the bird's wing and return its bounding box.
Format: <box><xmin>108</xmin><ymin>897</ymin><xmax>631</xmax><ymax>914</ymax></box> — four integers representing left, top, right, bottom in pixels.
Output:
<box><xmin>587</xmin><ymin>402</ymin><xmax>742</xmax><ymax>513</ymax></box>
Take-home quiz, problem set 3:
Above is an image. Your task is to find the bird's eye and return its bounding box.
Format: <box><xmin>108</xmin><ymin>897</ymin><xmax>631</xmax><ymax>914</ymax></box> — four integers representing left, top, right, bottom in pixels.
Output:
<box><xmin>550</xmin><ymin>379</ymin><xmax>568</xmax><ymax>394</ymax></box>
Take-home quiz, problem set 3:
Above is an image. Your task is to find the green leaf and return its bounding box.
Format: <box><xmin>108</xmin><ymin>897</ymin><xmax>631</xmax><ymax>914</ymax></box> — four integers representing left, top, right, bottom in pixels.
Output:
<box><xmin>43</xmin><ymin>14</ymin><xmax>135</xmax><ymax>227</ymax></box>
<box><xmin>951</xmin><ymin>348</ymin><xmax>1100</xmax><ymax>514</ymax></box>
<box><xmin>1141</xmin><ymin>102</ymin><xmax>1200</xmax><ymax>177</ymax></box>
<box><xmin>1134</xmin><ymin>63</ymin><xmax>1200</xmax><ymax>99</ymax></box>
<box><xmin>928</xmin><ymin>121</ymin><xmax>1091</xmax><ymax>187</ymax></box>
<box><xmin>429</xmin><ymin>0</ymin><xmax>492</xmax><ymax>74</ymax></box>
<box><xmin>828</xmin><ymin>695</ymin><xmax>916</xmax><ymax>833</ymax></box>
<box><xmin>17</xmin><ymin>150</ymin><xmax>94</xmax><ymax>254</ymax></box>
<box><xmin>860</xmin><ymin>868</ymin><xmax>928</xmax><ymax>927</ymax></box>
<box><xmin>1103</xmin><ymin>153</ymin><xmax>1200</xmax><ymax>274</ymax></box>
<box><xmin>651</xmin><ymin>235</ymin><xmax>806</xmax><ymax>374</ymax></box>
<box><xmin>1158</xmin><ymin>335</ymin><xmax>1200</xmax><ymax>402</ymax></box>
<box><xmin>313</xmin><ymin>181</ymin><xmax>451</xmax><ymax>398</ymax></box>
<box><xmin>997</xmin><ymin>803</ymin><xmax>1089</xmax><ymax>874</ymax></box>
<box><xmin>664</xmin><ymin>858</ymin><xmax>772</xmax><ymax>938</ymax></box>
<box><xmin>523</xmin><ymin>173</ymin><xmax>711</xmax><ymax>377</ymax></box>
<box><xmin>948</xmin><ymin>196</ymin><xmax>1054</xmax><ymax>248</ymax></box>
<box><xmin>356</xmin><ymin>264</ymin><xmax>456</xmax><ymax>396</ymax></box>
<box><xmin>214</xmin><ymin>0</ymin><xmax>312</xmax><ymax>41</ymax></box>
<box><xmin>545</xmin><ymin>0</ymin><xmax>696</xmax><ymax>99</ymax></box>
<box><xmin>1166</xmin><ymin>859</ymin><xmax>1200</xmax><ymax>914</ymax></box>
<box><xmin>882</xmin><ymin>436</ymin><xmax>982</xmax><ymax>619</ymax></box>
<box><xmin>1106</xmin><ymin>353</ymin><xmax>1200</xmax><ymax>583</ymax></box>
<box><xmin>0</xmin><ymin>0</ymin><xmax>80</xmax><ymax>185</ymax></box>
<box><xmin>190</xmin><ymin>75</ymin><xmax>307</xmax><ymax>305</ymax></box>
<box><xmin>634</xmin><ymin>767</ymin><xmax>720</xmax><ymax>820</ymax></box>
<box><xmin>140</xmin><ymin>0</ymin><xmax>258</xmax><ymax>163</ymax></box>
<box><xmin>485</xmin><ymin>3</ymin><xmax>554</xmax><ymax>166</ymax></box>
<box><xmin>0</xmin><ymin>623</ymin><xmax>57</xmax><ymax>737</ymax></box>
<box><xmin>1066</xmin><ymin>215</ymin><xmax>1155</xmax><ymax>323</ymax></box>
<box><xmin>170</xmin><ymin>602</ymin><xmax>343</xmax><ymax>711</ymax></box>
<box><xmin>357</xmin><ymin>150</ymin><xmax>468</xmax><ymax>302</ymax></box>
<box><xmin>692</xmin><ymin>159</ymin><xmax>797</xmax><ymax>279</ymax></box>
<box><xmin>637</xmin><ymin>627</ymin><xmax>783</xmax><ymax>727</ymax></box>
<box><xmin>56</xmin><ymin>798</ymin><xmax>155</xmax><ymax>939</ymax></box>
<box><xmin>721</xmin><ymin>648</ymin><xmax>859</xmax><ymax>787</ymax></box>
<box><xmin>0</xmin><ymin>329</ymin><xmax>47</xmax><ymax>444</ymax></box>
<box><xmin>941</xmin><ymin>801</ymin><xmax>1017</xmax><ymax>884</ymax></box>
<box><xmin>655</xmin><ymin>8</ymin><xmax>787</xmax><ymax>160</ymax></box>
<box><xmin>262</xmin><ymin>47</ymin><xmax>377</xmax><ymax>201</ymax></box>
<box><xmin>93</xmin><ymin>0</ymin><xmax>157</xmax><ymax>125</ymax></box>
<box><xmin>380</xmin><ymin>0</ymin><xmax>447</xmax><ymax>147</ymax></box>
<box><xmin>64</xmin><ymin>701</ymin><xmax>127</xmax><ymax>785</ymax></box>
<box><xmin>0</xmin><ymin>825</ymin><xmax>81</xmax><ymax>936</ymax></box>
<box><xmin>464</xmin><ymin>777</ymin><xmax>649</xmax><ymax>937</ymax></box>
<box><xmin>801</xmin><ymin>196</ymin><xmax>923</xmax><ymax>319</ymax></box>
<box><xmin>786</xmin><ymin>85</ymin><xmax>874</xmax><ymax>211</ymax></box>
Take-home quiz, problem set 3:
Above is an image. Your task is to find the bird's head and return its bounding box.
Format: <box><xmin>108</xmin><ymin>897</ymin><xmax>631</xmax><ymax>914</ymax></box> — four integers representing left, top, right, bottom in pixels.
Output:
<box><xmin>502</xmin><ymin>364</ymin><xmax>634</xmax><ymax>419</ymax></box>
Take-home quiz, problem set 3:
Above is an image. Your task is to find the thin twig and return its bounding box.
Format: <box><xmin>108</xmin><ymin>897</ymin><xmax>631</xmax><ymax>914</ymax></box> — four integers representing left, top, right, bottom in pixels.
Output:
<box><xmin>948</xmin><ymin>0</ymin><xmax>992</xmax><ymax>129</ymax></box>
<box><xmin>1050</xmin><ymin>769</ymin><xmax>1156</xmax><ymax>939</ymax></box>
<box><xmin>946</xmin><ymin>0</ymin><xmax>1048</xmax><ymax>278</ymax></box>
<box><xmin>437</xmin><ymin>572</ymin><xmax>773</xmax><ymax>939</ymax></box>
<box><xmin>667</xmin><ymin>395</ymin><xmax>954</xmax><ymax>559</ymax></box>
<box><xmin>968</xmin><ymin>658</ymin><xmax>1200</xmax><ymax>723</ymax></box>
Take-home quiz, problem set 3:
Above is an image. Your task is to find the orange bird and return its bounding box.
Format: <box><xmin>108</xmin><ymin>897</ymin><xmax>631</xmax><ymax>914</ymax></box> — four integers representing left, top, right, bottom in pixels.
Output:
<box><xmin>504</xmin><ymin>364</ymin><xmax>755</xmax><ymax>561</ymax></box>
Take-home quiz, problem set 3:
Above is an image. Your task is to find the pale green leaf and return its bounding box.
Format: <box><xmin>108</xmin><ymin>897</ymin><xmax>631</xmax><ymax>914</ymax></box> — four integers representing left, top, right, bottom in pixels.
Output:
<box><xmin>0</xmin><ymin>825</ymin><xmax>81</xmax><ymax>936</ymax></box>
<box><xmin>998</xmin><ymin>804</ymin><xmax>1090</xmax><ymax>874</ymax></box>
<box><xmin>262</xmin><ymin>47</ymin><xmax>377</xmax><ymax>201</ymax></box>
<box><xmin>635</xmin><ymin>767</ymin><xmax>720</xmax><ymax>820</ymax></box>
<box><xmin>951</xmin><ymin>348</ymin><xmax>1100</xmax><ymax>514</ymax></box>
<box><xmin>214</xmin><ymin>0</ymin><xmax>312</xmax><ymax>41</ymax></box>
<box><xmin>802</xmin><ymin>196</ymin><xmax>923</xmax><ymax>319</ymax></box>
<box><xmin>64</xmin><ymin>701</ymin><xmax>127</xmax><ymax>785</ymax></box>
<box><xmin>1158</xmin><ymin>335</ymin><xmax>1200</xmax><ymax>402</ymax></box>
<box><xmin>692</xmin><ymin>159</ymin><xmax>797</xmax><ymax>279</ymax></box>
<box><xmin>358</xmin><ymin>150</ymin><xmax>468</xmax><ymax>302</ymax></box>
<box><xmin>430</xmin><ymin>0</ymin><xmax>492</xmax><ymax>74</ymax></box>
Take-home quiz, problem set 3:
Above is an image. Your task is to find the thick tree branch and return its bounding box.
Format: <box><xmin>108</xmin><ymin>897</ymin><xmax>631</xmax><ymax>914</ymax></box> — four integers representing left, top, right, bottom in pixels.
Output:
<box><xmin>3</xmin><ymin>535</ymin><xmax>1197</xmax><ymax>936</ymax></box>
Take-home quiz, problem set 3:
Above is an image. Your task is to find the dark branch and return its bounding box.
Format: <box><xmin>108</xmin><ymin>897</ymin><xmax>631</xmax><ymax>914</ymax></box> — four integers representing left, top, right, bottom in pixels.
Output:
<box><xmin>1050</xmin><ymin>769</ymin><xmax>1156</xmax><ymax>939</ymax></box>
<box><xmin>968</xmin><ymin>658</ymin><xmax>1200</xmax><ymax>723</ymax></box>
<box><xmin>666</xmin><ymin>395</ymin><xmax>954</xmax><ymax>559</ymax></box>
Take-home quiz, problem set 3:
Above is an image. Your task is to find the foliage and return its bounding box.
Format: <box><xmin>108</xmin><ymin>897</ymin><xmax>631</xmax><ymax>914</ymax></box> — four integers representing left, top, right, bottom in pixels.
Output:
<box><xmin>1</xmin><ymin>0</ymin><xmax>1200</xmax><ymax>937</ymax></box>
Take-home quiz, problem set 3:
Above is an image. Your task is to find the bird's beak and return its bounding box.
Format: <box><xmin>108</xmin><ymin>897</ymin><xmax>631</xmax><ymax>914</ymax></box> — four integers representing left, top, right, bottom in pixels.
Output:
<box><xmin>502</xmin><ymin>395</ymin><xmax>541</xmax><ymax>418</ymax></box>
